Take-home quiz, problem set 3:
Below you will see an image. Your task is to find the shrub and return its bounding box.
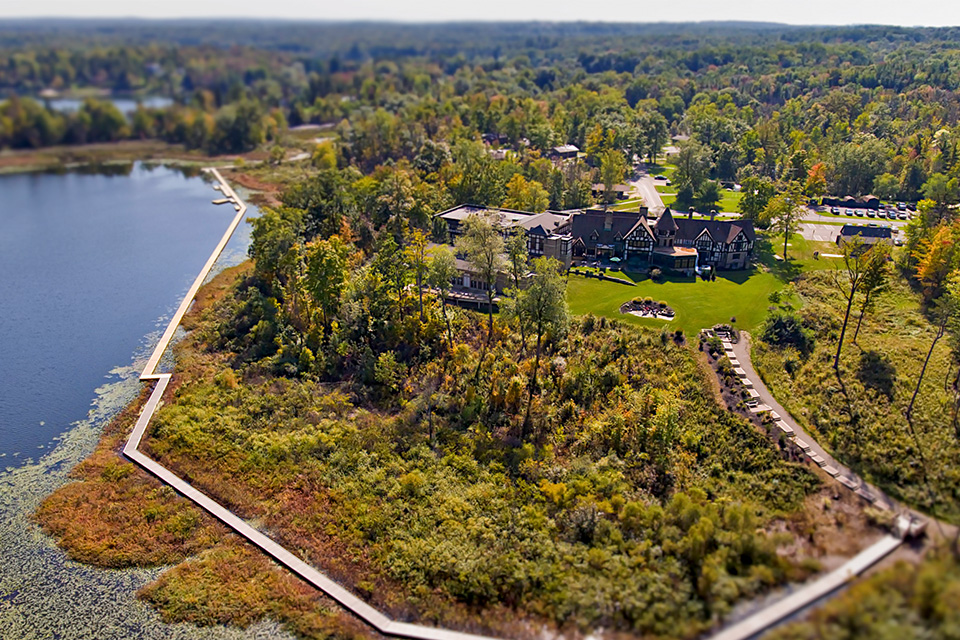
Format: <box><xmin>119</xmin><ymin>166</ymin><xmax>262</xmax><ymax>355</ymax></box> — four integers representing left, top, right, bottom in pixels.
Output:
<box><xmin>760</xmin><ymin>311</ymin><xmax>815</xmax><ymax>357</ymax></box>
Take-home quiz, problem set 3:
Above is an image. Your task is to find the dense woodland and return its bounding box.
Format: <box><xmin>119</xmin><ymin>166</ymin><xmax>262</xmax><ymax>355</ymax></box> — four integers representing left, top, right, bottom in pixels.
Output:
<box><xmin>3</xmin><ymin>20</ymin><xmax>960</xmax><ymax>211</ymax></box>
<box><xmin>15</xmin><ymin>20</ymin><xmax>960</xmax><ymax>640</ymax></box>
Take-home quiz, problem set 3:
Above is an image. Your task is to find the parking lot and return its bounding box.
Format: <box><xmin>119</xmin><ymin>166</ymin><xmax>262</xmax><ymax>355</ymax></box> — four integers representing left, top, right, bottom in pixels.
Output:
<box><xmin>803</xmin><ymin>206</ymin><xmax>911</xmax><ymax>229</ymax></box>
<box><xmin>799</xmin><ymin>222</ymin><xmax>903</xmax><ymax>243</ymax></box>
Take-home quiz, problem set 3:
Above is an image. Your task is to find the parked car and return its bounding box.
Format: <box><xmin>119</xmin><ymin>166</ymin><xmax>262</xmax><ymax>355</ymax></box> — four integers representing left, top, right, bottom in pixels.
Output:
<box><xmin>898</xmin><ymin>212</ymin><xmax>908</xmax><ymax>220</ymax></box>
<box><xmin>830</xmin><ymin>206</ymin><xmax>840</xmax><ymax>214</ymax></box>
<box><xmin>867</xmin><ymin>210</ymin><xmax>876</xmax><ymax>218</ymax></box>
<box><xmin>654</xmin><ymin>174</ymin><xmax>667</xmax><ymax>180</ymax></box>
<box><xmin>897</xmin><ymin>202</ymin><xmax>907</xmax><ymax>211</ymax></box>
<box><xmin>887</xmin><ymin>211</ymin><xmax>897</xmax><ymax>219</ymax></box>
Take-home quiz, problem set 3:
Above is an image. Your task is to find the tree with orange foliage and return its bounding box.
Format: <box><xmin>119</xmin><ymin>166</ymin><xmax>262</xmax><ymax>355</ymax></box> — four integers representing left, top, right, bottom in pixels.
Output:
<box><xmin>915</xmin><ymin>224</ymin><xmax>960</xmax><ymax>299</ymax></box>
<box><xmin>804</xmin><ymin>162</ymin><xmax>827</xmax><ymax>198</ymax></box>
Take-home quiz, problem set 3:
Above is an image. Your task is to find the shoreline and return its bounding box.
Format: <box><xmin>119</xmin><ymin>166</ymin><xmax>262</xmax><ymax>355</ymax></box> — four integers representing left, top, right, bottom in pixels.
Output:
<box><xmin>0</xmin><ymin>139</ymin><xmax>262</xmax><ymax>176</ymax></box>
<box><xmin>117</xmin><ymin>169</ymin><xmax>502</xmax><ymax>640</ymax></box>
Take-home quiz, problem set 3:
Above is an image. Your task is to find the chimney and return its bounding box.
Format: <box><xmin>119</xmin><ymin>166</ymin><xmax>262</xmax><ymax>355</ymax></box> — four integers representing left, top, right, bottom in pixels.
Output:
<box><xmin>688</xmin><ymin>206</ymin><xmax>695</xmax><ymax>220</ymax></box>
<box><xmin>604</xmin><ymin>211</ymin><xmax>613</xmax><ymax>231</ymax></box>
<box><xmin>710</xmin><ymin>209</ymin><xmax>717</xmax><ymax>221</ymax></box>
<box><xmin>639</xmin><ymin>205</ymin><xmax>649</xmax><ymax>219</ymax></box>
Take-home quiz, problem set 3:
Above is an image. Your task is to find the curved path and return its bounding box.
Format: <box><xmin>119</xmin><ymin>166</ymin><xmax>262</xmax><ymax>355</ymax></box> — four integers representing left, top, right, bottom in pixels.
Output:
<box><xmin>124</xmin><ymin>168</ymin><xmax>497</xmax><ymax>640</ymax></box>
<box><xmin>731</xmin><ymin>334</ymin><xmax>897</xmax><ymax>511</ymax></box>
<box><xmin>629</xmin><ymin>167</ymin><xmax>665</xmax><ymax>214</ymax></box>
<box><xmin>118</xmin><ymin>169</ymin><xmax>914</xmax><ymax>640</ymax></box>
<box><xmin>704</xmin><ymin>332</ymin><xmax>920</xmax><ymax>640</ymax></box>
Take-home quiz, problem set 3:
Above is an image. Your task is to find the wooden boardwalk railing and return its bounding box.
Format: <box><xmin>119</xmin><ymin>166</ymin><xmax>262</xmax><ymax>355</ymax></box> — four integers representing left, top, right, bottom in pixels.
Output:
<box><xmin>122</xmin><ymin>168</ymin><xmax>906</xmax><ymax>640</ymax></box>
<box><xmin>125</xmin><ymin>168</ymin><xmax>497</xmax><ymax>640</ymax></box>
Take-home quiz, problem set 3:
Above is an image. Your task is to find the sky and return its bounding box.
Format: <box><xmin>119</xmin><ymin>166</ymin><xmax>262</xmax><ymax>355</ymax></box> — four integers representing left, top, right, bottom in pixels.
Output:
<box><xmin>2</xmin><ymin>0</ymin><xmax>960</xmax><ymax>27</ymax></box>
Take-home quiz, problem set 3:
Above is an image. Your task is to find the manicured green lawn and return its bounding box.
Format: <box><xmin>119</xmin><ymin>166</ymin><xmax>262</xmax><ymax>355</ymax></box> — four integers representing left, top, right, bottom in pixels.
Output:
<box><xmin>717</xmin><ymin>190</ymin><xmax>741</xmax><ymax>213</ymax></box>
<box><xmin>565</xmin><ymin>231</ymin><xmax>843</xmax><ymax>333</ymax></box>
<box><xmin>567</xmin><ymin>268</ymin><xmax>783</xmax><ymax>333</ymax></box>
<box><xmin>657</xmin><ymin>189</ymin><xmax>740</xmax><ymax>213</ymax></box>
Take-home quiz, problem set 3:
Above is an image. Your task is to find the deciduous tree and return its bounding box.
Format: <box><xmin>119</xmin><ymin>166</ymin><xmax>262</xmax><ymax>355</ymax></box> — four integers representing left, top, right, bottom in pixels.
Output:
<box><xmin>455</xmin><ymin>213</ymin><xmax>504</xmax><ymax>341</ymax></box>
<box><xmin>513</xmin><ymin>257</ymin><xmax>569</xmax><ymax>434</ymax></box>
<box><xmin>428</xmin><ymin>245</ymin><xmax>457</xmax><ymax>347</ymax></box>
<box><xmin>762</xmin><ymin>184</ymin><xmax>805</xmax><ymax>260</ymax></box>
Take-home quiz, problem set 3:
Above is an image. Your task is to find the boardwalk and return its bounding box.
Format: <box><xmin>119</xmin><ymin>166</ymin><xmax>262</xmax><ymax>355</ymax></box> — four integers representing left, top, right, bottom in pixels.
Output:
<box><xmin>120</xmin><ymin>169</ymin><xmax>911</xmax><ymax>640</ymax></box>
<box><xmin>125</xmin><ymin>168</ymin><xmax>500</xmax><ymax>640</ymax></box>
<box><xmin>708</xmin><ymin>535</ymin><xmax>903</xmax><ymax>640</ymax></box>
<box><xmin>730</xmin><ymin>334</ymin><xmax>896</xmax><ymax>511</ymax></box>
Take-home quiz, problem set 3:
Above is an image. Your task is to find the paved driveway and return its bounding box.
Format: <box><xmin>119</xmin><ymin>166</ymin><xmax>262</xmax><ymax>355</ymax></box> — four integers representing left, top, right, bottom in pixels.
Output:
<box><xmin>629</xmin><ymin>168</ymin><xmax>665</xmax><ymax>214</ymax></box>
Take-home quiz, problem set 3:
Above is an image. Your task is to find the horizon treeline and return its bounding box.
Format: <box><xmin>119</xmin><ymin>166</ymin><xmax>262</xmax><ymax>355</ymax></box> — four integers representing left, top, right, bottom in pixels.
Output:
<box><xmin>3</xmin><ymin>21</ymin><xmax>960</xmax><ymax>206</ymax></box>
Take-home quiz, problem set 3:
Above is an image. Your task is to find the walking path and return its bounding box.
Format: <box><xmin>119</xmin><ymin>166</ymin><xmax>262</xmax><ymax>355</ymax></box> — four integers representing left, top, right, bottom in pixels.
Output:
<box><xmin>119</xmin><ymin>168</ymin><xmax>916</xmax><ymax>640</ymax></box>
<box><xmin>126</xmin><ymin>168</ymin><xmax>499</xmax><ymax>640</ymax></box>
<box><xmin>729</xmin><ymin>334</ymin><xmax>897</xmax><ymax>511</ymax></box>
<box><xmin>709</xmin><ymin>534</ymin><xmax>903</xmax><ymax>640</ymax></box>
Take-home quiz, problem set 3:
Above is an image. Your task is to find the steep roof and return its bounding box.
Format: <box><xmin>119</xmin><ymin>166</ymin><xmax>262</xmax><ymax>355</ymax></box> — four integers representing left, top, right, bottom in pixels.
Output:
<box><xmin>625</xmin><ymin>216</ymin><xmax>655</xmax><ymax>240</ymax></box>
<box><xmin>513</xmin><ymin>211</ymin><xmax>570</xmax><ymax>234</ymax></box>
<box><xmin>674</xmin><ymin>217</ymin><xmax>756</xmax><ymax>244</ymax></box>
<box><xmin>569</xmin><ymin>210</ymin><xmax>645</xmax><ymax>246</ymax></box>
<box><xmin>655</xmin><ymin>208</ymin><xmax>678</xmax><ymax>232</ymax></box>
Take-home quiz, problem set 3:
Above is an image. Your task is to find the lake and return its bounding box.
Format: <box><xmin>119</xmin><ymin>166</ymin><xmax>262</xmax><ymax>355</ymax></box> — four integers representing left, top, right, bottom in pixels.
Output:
<box><xmin>40</xmin><ymin>95</ymin><xmax>175</xmax><ymax>114</ymax></box>
<box><xmin>0</xmin><ymin>164</ymin><xmax>291</xmax><ymax>639</ymax></box>
<box><xmin>0</xmin><ymin>163</ymin><xmax>238</xmax><ymax>463</ymax></box>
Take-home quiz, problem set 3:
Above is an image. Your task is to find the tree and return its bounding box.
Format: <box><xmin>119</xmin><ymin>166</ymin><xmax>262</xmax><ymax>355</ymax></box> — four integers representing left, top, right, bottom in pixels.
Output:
<box><xmin>248</xmin><ymin>206</ymin><xmax>304</xmax><ymax>289</ymax></box>
<box><xmin>763</xmin><ymin>184</ymin><xmax>805</xmax><ymax>260</ymax></box>
<box><xmin>373</xmin><ymin>234</ymin><xmax>409</xmax><ymax>320</ymax></box>
<box><xmin>915</xmin><ymin>224</ymin><xmax>960</xmax><ymax>300</ymax></box>
<box><xmin>674</xmin><ymin>140</ymin><xmax>713</xmax><ymax>199</ymax></box>
<box><xmin>505</xmin><ymin>227</ymin><xmax>529</xmax><ymax>290</ymax></box>
<box><xmin>305</xmin><ymin>235</ymin><xmax>350</xmax><ymax>327</ymax></box>
<box><xmin>829</xmin><ymin>135</ymin><xmax>890</xmax><ymax>196</ymax></box>
<box><xmin>405</xmin><ymin>229</ymin><xmax>429</xmax><ymax>321</ymax></box>
<box><xmin>804</xmin><ymin>162</ymin><xmax>828</xmax><ymax>199</ymax></box>
<box><xmin>599</xmin><ymin>149</ymin><xmax>628</xmax><ymax>204</ymax></box>
<box><xmin>694</xmin><ymin>180</ymin><xmax>722</xmax><ymax>212</ymax></box>
<box><xmin>513</xmin><ymin>257</ymin><xmax>569</xmax><ymax>435</ymax></box>
<box><xmin>377</xmin><ymin>167</ymin><xmax>416</xmax><ymax>237</ymax></box>
<box><xmin>455</xmin><ymin>213</ymin><xmax>504</xmax><ymax>342</ymax></box>
<box><xmin>502</xmin><ymin>174</ymin><xmax>550</xmax><ymax>212</ymax></box>
<box><xmin>830</xmin><ymin>236</ymin><xmax>873</xmax><ymax>371</ymax></box>
<box><xmin>921</xmin><ymin>173</ymin><xmax>959</xmax><ymax>222</ymax></box>
<box><xmin>637</xmin><ymin>110</ymin><xmax>669</xmax><ymax>163</ymax></box>
<box><xmin>852</xmin><ymin>244</ymin><xmax>890</xmax><ymax>344</ymax></box>
<box><xmin>739</xmin><ymin>175</ymin><xmax>776</xmax><ymax>222</ymax></box>
<box><xmin>428</xmin><ymin>245</ymin><xmax>457</xmax><ymax>348</ymax></box>
<box><xmin>873</xmin><ymin>172</ymin><xmax>900</xmax><ymax>200</ymax></box>
<box><xmin>281</xmin><ymin>171</ymin><xmax>354</xmax><ymax>240</ymax></box>
<box><xmin>906</xmin><ymin>273</ymin><xmax>960</xmax><ymax>423</ymax></box>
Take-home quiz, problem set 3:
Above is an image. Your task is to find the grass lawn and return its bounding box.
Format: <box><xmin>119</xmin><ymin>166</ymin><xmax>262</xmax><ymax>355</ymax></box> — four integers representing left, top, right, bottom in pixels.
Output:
<box><xmin>566</xmin><ymin>231</ymin><xmax>842</xmax><ymax>334</ymax></box>
<box><xmin>658</xmin><ymin>190</ymin><xmax>741</xmax><ymax>213</ymax></box>
<box><xmin>610</xmin><ymin>197</ymin><xmax>645</xmax><ymax>211</ymax></box>
<box><xmin>567</xmin><ymin>268</ymin><xmax>783</xmax><ymax>333</ymax></box>
<box><xmin>717</xmin><ymin>189</ymin><xmax>741</xmax><ymax>213</ymax></box>
<box><xmin>762</xmin><ymin>233</ymin><xmax>844</xmax><ymax>271</ymax></box>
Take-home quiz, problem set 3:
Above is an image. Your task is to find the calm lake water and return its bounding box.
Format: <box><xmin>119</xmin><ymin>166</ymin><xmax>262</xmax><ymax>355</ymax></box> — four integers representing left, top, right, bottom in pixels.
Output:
<box><xmin>41</xmin><ymin>96</ymin><xmax>175</xmax><ymax>114</ymax></box>
<box><xmin>0</xmin><ymin>164</ymin><xmax>292</xmax><ymax>639</ymax></box>
<box><xmin>0</xmin><ymin>163</ymin><xmax>235</xmax><ymax>462</ymax></box>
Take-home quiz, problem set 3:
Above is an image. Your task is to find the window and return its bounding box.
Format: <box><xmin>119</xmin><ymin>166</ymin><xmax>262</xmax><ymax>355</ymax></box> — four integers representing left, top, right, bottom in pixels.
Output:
<box><xmin>528</xmin><ymin>235</ymin><xmax>544</xmax><ymax>255</ymax></box>
<box><xmin>452</xmin><ymin>275</ymin><xmax>464</xmax><ymax>287</ymax></box>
